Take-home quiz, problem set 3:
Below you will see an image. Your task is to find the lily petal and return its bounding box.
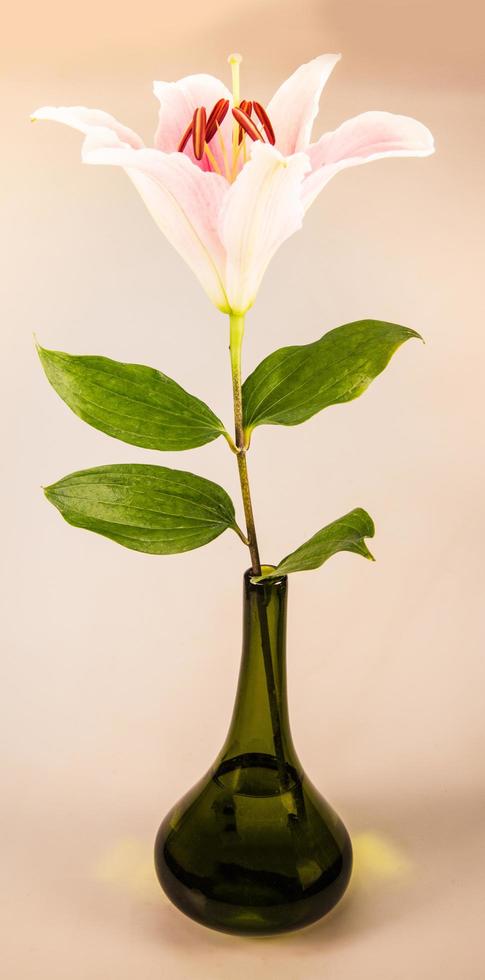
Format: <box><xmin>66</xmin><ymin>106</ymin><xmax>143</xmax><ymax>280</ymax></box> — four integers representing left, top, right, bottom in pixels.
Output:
<box><xmin>220</xmin><ymin>143</ymin><xmax>311</xmax><ymax>314</ymax></box>
<box><xmin>32</xmin><ymin>106</ymin><xmax>230</xmax><ymax>310</ymax></box>
<box><xmin>31</xmin><ymin>105</ymin><xmax>144</xmax><ymax>148</ymax></box>
<box><xmin>303</xmin><ymin>110</ymin><xmax>435</xmax><ymax>209</ymax></box>
<box><xmin>267</xmin><ymin>54</ymin><xmax>341</xmax><ymax>155</ymax></box>
<box><xmin>83</xmin><ymin>127</ymin><xmax>230</xmax><ymax>310</ymax></box>
<box><xmin>153</xmin><ymin>73</ymin><xmax>233</xmax><ymax>174</ymax></box>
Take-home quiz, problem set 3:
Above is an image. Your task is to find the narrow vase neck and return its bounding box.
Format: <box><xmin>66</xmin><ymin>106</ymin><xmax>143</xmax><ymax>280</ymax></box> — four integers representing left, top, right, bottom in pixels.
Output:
<box><xmin>219</xmin><ymin>570</ymin><xmax>298</xmax><ymax>772</ymax></box>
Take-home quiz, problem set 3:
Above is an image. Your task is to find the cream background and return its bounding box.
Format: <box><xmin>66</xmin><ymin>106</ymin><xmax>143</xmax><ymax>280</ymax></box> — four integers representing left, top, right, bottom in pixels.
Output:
<box><xmin>2</xmin><ymin>1</ymin><xmax>484</xmax><ymax>977</ymax></box>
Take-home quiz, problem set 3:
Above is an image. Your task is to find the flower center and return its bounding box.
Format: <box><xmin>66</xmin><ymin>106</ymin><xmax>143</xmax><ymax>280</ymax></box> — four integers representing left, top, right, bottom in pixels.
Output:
<box><xmin>176</xmin><ymin>53</ymin><xmax>275</xmax><ymax>181</ymax></box>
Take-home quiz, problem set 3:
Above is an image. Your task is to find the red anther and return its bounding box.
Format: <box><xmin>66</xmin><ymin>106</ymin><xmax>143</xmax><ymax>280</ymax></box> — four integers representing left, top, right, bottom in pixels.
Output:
<box><xmin>237</xmin><ymin>100</ymin><xmax>253</xmax><ymax>143</ymax></box>
<box><xmin>232</xmin><ymin>107</ymin><xmax>264</xmax><ymax>143</ymax></box>
<box><xmin>178</xmin><ymin>119</ymin><xmax>193</xmax><ymax>152</ymax></box>
<box><xmin>206</xmin><ymin>98</ymin><xmax>230</xmax><ymax>142</ymax></box>
<box><xmin>192</xmin><ymin>106</ymin><xmax>207</xmax><ymax>160</ymax></box>
<box><xmin>253</xmin><ymin>102</ymin><xmax>276</xmax><ymax>145</ymax></box>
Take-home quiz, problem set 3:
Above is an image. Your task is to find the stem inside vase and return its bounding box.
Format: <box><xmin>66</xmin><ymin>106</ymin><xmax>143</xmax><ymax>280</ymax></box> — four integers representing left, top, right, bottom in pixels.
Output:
<box><xmin>255</xmin><ymin>584</ymin><xmax>290</xmax><ymax>791</ymax></box>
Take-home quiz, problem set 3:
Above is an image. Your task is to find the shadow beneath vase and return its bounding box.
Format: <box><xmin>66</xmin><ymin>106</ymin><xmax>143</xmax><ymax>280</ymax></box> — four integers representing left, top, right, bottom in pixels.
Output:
<box><xmin>75</xmin><ymin>784</ymin><xmax>485</xmax><ymax>951</ymax></box>
<box><xmin>297</xmin><ymin>785</ymin><xmax>485</xmax><ymax>947</ymax></box>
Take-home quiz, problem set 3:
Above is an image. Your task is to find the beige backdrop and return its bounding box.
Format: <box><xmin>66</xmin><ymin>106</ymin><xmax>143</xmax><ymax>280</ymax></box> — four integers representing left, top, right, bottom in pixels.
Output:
<box><xmin>2</xmin><ymin>1</ymin><xmax>484</xmax><ymax>978</ymax></box>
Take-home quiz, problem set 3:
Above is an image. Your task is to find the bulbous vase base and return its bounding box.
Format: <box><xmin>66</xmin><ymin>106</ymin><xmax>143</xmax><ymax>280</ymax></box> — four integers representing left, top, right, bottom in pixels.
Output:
<box><xmin>155</xmin><ymin>751</ymin><xmax>352</xmax><ymax>936</ymax></box>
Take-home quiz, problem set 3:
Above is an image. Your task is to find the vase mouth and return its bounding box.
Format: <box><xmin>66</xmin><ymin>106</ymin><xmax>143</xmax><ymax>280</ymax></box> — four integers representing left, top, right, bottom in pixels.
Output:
<box><xmin>244</xmin><ymin>566</ymin><xmax>287</xmax><ymax>589</ymax></box>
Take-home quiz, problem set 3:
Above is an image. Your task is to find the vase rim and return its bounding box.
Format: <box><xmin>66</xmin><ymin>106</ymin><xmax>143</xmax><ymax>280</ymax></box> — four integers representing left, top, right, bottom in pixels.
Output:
<box><xmin>244</xmin><ymin>566</ymin><xmax>287</xmax><ymax>588</ymax></box>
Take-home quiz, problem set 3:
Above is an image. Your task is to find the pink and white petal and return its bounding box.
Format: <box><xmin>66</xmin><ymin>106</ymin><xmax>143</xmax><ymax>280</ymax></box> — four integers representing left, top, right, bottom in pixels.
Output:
<box><xmin>31</xmin><ymin>105</ymin><xmax>144</xmax><ymax>148</ymax></box>
<box><xmin>303</xmin><ymin>110</ymin><xmax>435</xmax><ymax>209</ymax></box>
<box><xmin>83</xmin><ymin>128</ymin><xmax>230</xmax><ymax>311</ymax></box>
<box><xmin>219</xmin><ymin>143</ymin><xmax>311</xmax><ymax>314</ymax></box>
<box><xmin>266</xmin><ymin>54</ymin><xmax>341</xmax><ymax>156</ymax></box>
<box><xmin>153</xmin><ymin>73</ymin><xmax>233</xmax><ymax>174</ymax></box>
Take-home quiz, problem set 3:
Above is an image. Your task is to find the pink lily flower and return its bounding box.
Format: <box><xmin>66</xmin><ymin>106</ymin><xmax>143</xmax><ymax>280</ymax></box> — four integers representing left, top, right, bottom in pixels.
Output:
<box><xmin>32</xmin><ymin>54</ymin><xmax>434</xmax><ymax>315</ymax></box>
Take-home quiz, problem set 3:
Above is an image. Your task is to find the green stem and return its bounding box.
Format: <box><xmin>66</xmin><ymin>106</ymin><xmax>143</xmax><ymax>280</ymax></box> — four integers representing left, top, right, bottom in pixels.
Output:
<box><xmin>229</xmin><ymin>313</ymin><xmax>261</xmax><ymax>577</ymax></box>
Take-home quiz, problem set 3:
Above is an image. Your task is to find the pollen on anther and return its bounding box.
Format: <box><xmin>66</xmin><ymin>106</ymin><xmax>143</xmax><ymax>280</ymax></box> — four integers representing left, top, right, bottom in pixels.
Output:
<box><xmin>192</xmin><ymin>106</ymin><xmax>207</xmax><ymax>160</ymax></box>
<box><xmin>206</xmin><ymin>98</ymin><xmax>229</xmax><ymax>142</ymax></box>
<box><xmin>253</xmin><ymin>102</ymin><xmax>276</xmax><ymax>145</ymax></box>
<box><xmin>178</xmin><ymin>119</ymin><xmax>193</xmax><ymax>152</ymax></box>
<box><xmin>232</xmin><ymin>107</ymin><xmax>264</xmax><ymax>143</ymax></box>
<box><xmin>238</xmin><ymin>100</ymin><xmax>253</xmax><ymax>143</ymax></box>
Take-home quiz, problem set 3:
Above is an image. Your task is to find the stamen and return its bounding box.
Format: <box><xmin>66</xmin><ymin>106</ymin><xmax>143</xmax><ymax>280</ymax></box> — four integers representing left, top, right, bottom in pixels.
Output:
<box><xmin>206</xmin><ymin>98</ymin><xmax>229</xmax><ymax>142</ymax></box>
<box><xmin>203</xmin><ymin>142</ymin><xmax>222</xmax><ymax>175</ymax></box>
<box><xmin>231</xmin><ymin>138</ymin><xmax>245</xmax><ymax>181</ymax></box>
<box><xmin>177</xmin><ymin>119</ymin><xmax>193</xmax><ymax>153</ymax></box>
<box><xmin>192</xmin><ymin>106</ymin><xmax>207</xmax><ymax>161</ymax></box>
<box><xmin>253</xmin><ymin>102</ymin><xmax>276</xmax><ymax>145</ymax></box>
<box><xmin>238</xmin><ymin>100</ymin><xmax>253</xmax><ymax>143</ymax></box>
<box><xmin>216</xmin><ymin>122</ymin><xmax>231</xmax><ymax>180</ymax></box>
<box><xmin>232</xmin><ymin>107</ymin><xmax>264</xmax><ymax>143</ymax></box>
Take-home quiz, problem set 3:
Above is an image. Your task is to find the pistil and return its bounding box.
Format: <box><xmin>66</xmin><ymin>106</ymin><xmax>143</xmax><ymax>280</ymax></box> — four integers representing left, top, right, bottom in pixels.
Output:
<box><xmin>228</xmin><ymin>52</ymin><xmax>242</xmax><ymax>108</ymax></box>
<box><xmin>228</xmin><ymin>52</ymin><xmax>242</xmax><ymax>157</ymax></box>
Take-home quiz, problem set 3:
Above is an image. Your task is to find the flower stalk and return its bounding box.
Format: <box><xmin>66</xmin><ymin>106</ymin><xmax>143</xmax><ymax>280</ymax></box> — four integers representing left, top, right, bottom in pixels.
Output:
<box><xmin>229</xmin><ymin>312</ymin><xmax>261</xmax><ymax>577</ymax></box>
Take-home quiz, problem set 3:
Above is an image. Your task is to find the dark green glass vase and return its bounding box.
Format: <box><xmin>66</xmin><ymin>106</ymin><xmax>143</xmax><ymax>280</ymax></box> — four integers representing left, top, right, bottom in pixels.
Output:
<box><xmin>154</xmin><ymin>569</ymin><xmax>352</xmax><ymax>936</ymax></box>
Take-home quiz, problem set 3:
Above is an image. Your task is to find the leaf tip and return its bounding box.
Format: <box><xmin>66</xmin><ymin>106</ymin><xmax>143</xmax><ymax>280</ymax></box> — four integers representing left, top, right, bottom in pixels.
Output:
<box><xmin>406</xmin><ymin>327</ymin><xmax>424</xmax><ymax>345</ymax></box>
<box><xmin>35</xmin><ymin>338</ymin><xmax>50</xmax><ymax>363</ymax></box>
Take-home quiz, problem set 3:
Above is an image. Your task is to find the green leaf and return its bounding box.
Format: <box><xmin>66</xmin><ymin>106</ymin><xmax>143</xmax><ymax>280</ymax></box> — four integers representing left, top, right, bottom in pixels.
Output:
<box><xmin>37</xmin><ymin>344</ymin><xmax>228</xmax><ymax>451</ymax></box>
<box><xmin>44</xmin><ymin>463</ymin><xmax>239</xmax><ymax>554</ymax></box>
<box><xmin>253</xmin><ymin>508</ymin><xmax>375</xmax><ymax>580</ymax></box>
<box><xmin>243</xmin><ymin>320</ymin><xmax>422</xmax><ymax>437</ymax></box>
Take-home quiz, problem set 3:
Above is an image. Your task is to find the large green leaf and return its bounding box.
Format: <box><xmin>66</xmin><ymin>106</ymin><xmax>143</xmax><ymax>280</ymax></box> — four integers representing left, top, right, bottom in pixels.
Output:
<box><xmin>253</xmin><ymin>508</ymin><xmax>375</xmax><ymax>580</ymax></box>
<box><xmin>37</xmin><ymin>345</ymin><xmax>227</xmax><ymax>450</ymax></box>
<box><xmin>44</xmin><ymin>463</ymin><xmax>239</xmax><ymax>554</ymax></box>
<box><xmin>243</xmin><ymin>320</ymin><xmax>421</xmax><ymax>438</ymax></box>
